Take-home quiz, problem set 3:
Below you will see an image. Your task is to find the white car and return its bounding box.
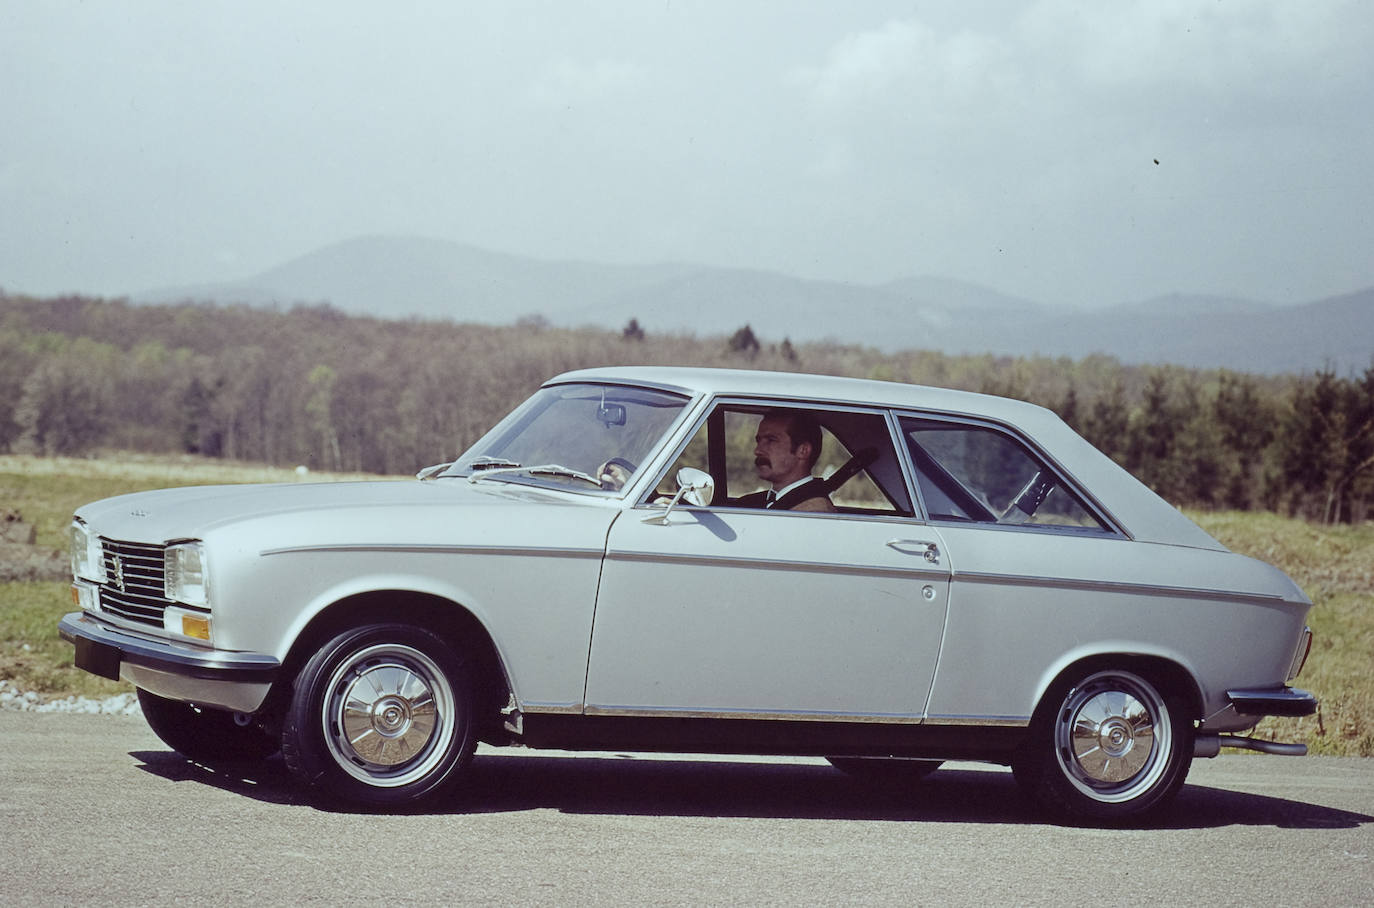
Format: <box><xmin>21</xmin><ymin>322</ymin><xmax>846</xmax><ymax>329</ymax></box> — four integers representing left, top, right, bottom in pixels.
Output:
<box><xmin>60</xmin><ymin>366</ymin><xmax>1316</xmax><ymax>821</ymax></box>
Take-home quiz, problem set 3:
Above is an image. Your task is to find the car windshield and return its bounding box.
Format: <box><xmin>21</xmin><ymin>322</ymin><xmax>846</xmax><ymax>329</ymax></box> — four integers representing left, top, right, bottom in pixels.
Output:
<box><xmin>443</xmin><ymin>383</ymin><xmax>692</xmax><ymax>493</ymax></box>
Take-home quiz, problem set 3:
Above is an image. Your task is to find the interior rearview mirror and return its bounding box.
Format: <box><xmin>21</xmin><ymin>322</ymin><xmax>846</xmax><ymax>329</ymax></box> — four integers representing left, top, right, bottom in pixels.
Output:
<box><xmin>597</xmin><ymin>403</ymin><xmax>627</xmax><ymax>427</ymax></box>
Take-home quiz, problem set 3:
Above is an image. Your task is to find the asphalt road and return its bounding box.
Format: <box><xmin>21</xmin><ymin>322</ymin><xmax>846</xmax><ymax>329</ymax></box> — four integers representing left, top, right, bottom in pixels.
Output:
<box><xmin>3</xmin><ymin>711</ymin><xmax>1371</xmax><ymax>906</ymax></box>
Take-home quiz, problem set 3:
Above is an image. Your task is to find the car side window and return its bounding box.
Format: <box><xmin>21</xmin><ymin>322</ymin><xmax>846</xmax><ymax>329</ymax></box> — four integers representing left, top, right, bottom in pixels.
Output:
<box><xmin>900</xmin><ymin>417</ymin><xmax>1108</xmax><ymax>532</ymax></box>
<box><xmin>652</xmin><ymin>404</ymin><xmax>912</xmax><ymax>515</ymax></box>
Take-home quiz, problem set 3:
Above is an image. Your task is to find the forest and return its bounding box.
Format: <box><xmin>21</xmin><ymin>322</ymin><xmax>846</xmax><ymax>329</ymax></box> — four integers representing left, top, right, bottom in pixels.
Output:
<box><xmin>2</xmin><ymin>291</ymin><xmax>1372</xmax><ymax>524</ymax></box>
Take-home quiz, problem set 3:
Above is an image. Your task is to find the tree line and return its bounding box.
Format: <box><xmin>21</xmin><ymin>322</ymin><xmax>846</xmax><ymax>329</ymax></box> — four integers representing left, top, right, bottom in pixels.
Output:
<box><xmin>2</xmin><ymin>292</ymin><xmax>1371</xmax><ymax>523</ymax></box>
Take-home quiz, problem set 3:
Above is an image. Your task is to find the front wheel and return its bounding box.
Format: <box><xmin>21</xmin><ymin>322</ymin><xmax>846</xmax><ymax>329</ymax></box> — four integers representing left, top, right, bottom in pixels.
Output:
<box><xmin>282</xmin><ymin>624</ymin><xmax>475</xmax><ymax>806</ymax></box>
<box><xmin>137</xmin><ymin>688</ymin><xmax>279</xmax><ymax>763</ymax></box>
<box><xmin>1014</xmin><ymin>668</ymin><xmax>1193</xmax><ymax>823</ymax></box>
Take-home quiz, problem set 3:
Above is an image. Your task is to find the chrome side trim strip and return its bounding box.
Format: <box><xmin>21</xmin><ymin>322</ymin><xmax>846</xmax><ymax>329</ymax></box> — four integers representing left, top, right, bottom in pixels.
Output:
<box><xmin>517</xmin><ymin>702</ymin><xmax>584</xmax><ymax>715</ymax></box>
<box><xmin>260</xmin><ymin>543</ymin><xmax>602</xmax><ymax>559</ymax></box>
<box><xmin>924</xmin><ymin>715</ymin><xmax>1030</xmax><ymax>727</ymax></box>
<box><xmin>525</xmin><ymin>703</ymin><xmax>1032</xmax><ymax>727</ymax></box>
<box><xmin>954</xmin><ymin>570</ymin><xmax>1287</xmax><ymax>605</ymax></box>
<box><xmin>604</xmin><ymin>550</ymin><xmax>945</xmax><ymax>581</ymax></box>
<box><xmin>582</xmin><ymin>704</ymin><xmax>926</xmax><ymax>723</ymax></box>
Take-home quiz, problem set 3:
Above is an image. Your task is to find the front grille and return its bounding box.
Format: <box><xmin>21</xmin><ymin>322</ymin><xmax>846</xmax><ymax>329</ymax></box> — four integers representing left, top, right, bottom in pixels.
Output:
<box><xmin>99</xmin><ymin>539</ymin><xmax>169</xmax><ymax>628</ymax></box>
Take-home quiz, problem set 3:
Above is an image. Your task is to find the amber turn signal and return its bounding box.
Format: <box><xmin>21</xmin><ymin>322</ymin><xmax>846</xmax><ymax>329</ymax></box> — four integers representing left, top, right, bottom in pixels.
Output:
<box><xmin>181</xmin><ymin>615</ymin><xmax>212</xmax><ymax>641</ymax></box>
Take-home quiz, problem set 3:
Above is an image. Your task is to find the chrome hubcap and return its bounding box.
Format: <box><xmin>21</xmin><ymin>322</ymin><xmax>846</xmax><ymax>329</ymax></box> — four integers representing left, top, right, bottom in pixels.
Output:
<box><xmin>339</xmin><ymin>672</ymin><xmax>435</xmax><ymax>767</ymax></box>
<box><xmin>323</xmin><ymin>643</ymin><xmax>455</xmax><ymax>786</ymax></box>
<box><xmin>1069</xmin><ymin>691</ymin><xmax>1153</xmax><ymax>782</ymax></box>
<box><xmin>1055</xmin><ymin>671</ymin><xmax>1171</xmax><ymax>803</ymax></box>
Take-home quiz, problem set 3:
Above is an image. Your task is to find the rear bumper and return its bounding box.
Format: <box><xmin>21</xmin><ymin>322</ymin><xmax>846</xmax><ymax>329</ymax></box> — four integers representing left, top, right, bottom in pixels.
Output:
<box><xmin>59</xmin><ymin>611</ymin><xmax>279</xmax><ymax>713</ymax></box>
<box><xmin>1226</xmin><ymin>686</ymin><xmax>1319</xmax><ymax>718</ymax></box>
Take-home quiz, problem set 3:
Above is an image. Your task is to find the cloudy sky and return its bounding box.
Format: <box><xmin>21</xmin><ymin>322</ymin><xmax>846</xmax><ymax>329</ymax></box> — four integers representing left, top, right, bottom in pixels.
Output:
<box><xmin>3</xmin><ymin>0</ymin><xmax>1371</xmax><ymax>308</ymax></box>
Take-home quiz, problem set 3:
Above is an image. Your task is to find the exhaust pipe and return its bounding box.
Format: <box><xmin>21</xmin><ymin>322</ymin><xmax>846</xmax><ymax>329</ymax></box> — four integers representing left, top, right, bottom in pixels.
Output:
<box><xmin>1195</xmin><ymin>734</ymin><xmax>1307</xmax><ymax>758</ymax></box>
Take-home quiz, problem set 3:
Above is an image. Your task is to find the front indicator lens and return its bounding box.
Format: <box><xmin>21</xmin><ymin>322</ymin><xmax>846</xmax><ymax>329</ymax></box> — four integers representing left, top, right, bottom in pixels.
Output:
<box><xmin>165</xmin><ymin>542</ymin><xmax>210</xmax><ymax>607</ymax></box>
<box><xmin>162</xmin><ymin>607</ymin><xmax>213</xmax><ymax>645</ymax></box>
<box><xmin>72</xmin><ymin>582</ymin><xmax>97</xmax><ymax>612</ymax></box>
<box><xmin>180</xmin><ymin>614</ymin><xmax>212</xmax><ymax>641</ymax></box>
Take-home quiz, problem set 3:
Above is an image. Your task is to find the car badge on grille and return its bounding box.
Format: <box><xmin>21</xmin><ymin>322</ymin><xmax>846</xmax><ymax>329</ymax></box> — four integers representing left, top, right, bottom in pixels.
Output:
<box><xmin>109</xmin><ymin>556</ymin><xmax>125</xmax><ymax>592</ymax></box>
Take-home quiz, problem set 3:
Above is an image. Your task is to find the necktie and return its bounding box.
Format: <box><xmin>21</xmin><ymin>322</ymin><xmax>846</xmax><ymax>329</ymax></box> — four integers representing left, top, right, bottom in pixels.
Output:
<box><xmin>765</xmin><ymin>490</ymin><xmax>777</xmax><ymax>507</ymax></box>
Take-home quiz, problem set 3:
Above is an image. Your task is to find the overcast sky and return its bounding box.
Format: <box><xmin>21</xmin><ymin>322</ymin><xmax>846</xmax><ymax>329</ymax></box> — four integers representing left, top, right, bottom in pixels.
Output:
<box><xmin>3</xmin><ymin>1</ymin><xmax>1371</xmax><ymax>308</ymax></box>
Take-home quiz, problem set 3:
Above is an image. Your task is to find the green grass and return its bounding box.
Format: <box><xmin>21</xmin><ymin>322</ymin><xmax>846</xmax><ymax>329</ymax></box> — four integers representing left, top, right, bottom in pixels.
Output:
<box><xmin>1</xmin><ymin>452</ymin><xmax>383</xmax><ymax>550</ymax></box>
<box><xmin>1</xmin><ymin>455</ymin><xmax>1368</xmax><ymax>756</ymax></box>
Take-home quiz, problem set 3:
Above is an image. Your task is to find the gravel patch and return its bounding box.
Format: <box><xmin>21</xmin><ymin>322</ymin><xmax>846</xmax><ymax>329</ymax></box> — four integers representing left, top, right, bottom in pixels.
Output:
<box><xmin>0</xmin><ymin>680</ymin><xmax>141</xmax><ymax>716</ymax></box>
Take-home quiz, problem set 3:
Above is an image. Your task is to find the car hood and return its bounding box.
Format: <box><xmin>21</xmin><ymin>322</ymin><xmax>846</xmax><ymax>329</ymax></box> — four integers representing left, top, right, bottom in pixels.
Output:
<box><xmin>74</xmin><ymin>478</ymin><xmax>596</xmax><ymax>544</ymax></box>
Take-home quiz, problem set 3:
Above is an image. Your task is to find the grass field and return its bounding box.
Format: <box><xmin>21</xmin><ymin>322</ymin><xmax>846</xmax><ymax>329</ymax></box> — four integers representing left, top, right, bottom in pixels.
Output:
<box><xmin>1</xmin><ymin>454</ymin><xmax>1369</xmax><ymax>756</ymax></box>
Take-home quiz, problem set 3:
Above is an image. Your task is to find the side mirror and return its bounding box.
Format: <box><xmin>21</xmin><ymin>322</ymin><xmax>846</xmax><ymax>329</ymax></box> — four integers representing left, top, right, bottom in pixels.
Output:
<box><xmin>647</xmin><ymin>467</ymin><xmax>715</xmax><ymax>524</ymax></box>
<box><xmin>676</xmin><ymin>467</ymin><xmax>714</xmax><ymax>507</ymax></box>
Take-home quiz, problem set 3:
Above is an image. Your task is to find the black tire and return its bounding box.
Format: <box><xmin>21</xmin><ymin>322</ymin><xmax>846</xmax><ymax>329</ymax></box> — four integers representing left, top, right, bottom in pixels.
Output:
<box><xmin>827</xmin><ymin>756</ymin><xmax>943</xmax><ymax>784</ymax></box>
<box><xmin>281</xmin><ymin>624</ymin><xmax>475</xmax><ymax>807</ymax></box>
<box><xmin>1014</xmin><ymin>668</ymin><xmax>1193</xmax><ymax>823</ymax></box>
<box><xmin>137</xmin><ymin>688</ymin><xmax>279</xmax><ymax>763</ymax></box>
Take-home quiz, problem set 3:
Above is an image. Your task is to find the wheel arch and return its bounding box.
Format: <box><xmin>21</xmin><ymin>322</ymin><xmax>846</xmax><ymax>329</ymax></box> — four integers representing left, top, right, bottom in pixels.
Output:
<box><xmin>1031</xmin><ymin>651</ymin><xmax>1203</xmax><ymax>726</ymax></box>
<box><xmin>267</xmin><ymin>589</ymin><xmax>513</xmax><ymax>741</ymax></box>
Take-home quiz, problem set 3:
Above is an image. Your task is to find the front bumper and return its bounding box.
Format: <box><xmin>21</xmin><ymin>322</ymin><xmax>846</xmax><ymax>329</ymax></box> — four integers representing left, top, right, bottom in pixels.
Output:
<box><xmin>59</xmin><ymin>611</ymin><xmax>280</xmax><ymax>714</ymax></box>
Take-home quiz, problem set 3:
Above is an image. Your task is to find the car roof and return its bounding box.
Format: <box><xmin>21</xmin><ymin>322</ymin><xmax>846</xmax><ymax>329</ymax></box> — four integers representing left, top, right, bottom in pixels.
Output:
<box><xmin>550</xmin><ymin>365</ymin><xmax>1052</xmax><ymax>423</ymax></box>
<box><xmin>548</xmin><ymin>366</ymin><xmax>1225</xmax><ymax>552</ymax></box>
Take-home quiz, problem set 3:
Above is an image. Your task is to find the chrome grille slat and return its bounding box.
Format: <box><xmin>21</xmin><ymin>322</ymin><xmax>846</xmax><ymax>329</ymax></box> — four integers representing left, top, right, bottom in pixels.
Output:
<box><xmin>98</xmin><ymin>538</ymin><xmax>170</xmax><ymax>628</ymax></box>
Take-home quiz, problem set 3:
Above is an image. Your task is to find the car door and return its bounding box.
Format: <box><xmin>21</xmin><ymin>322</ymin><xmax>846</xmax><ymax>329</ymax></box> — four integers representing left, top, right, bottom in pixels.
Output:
<box><xmin>895</xmin><ymin>414</ymin><xmax>1137</xmax><ymax>724</ymax></box>
<box><xmin>584</xmin><ymin>405</ymin><xmax>951</xmax><ymax>721</ymax></box>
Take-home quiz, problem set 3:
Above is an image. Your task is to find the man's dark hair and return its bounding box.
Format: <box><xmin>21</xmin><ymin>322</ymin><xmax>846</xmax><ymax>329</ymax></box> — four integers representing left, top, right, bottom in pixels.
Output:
<box><xmin>766</xmin><ymin>408</ymin><xmax>823</xmax><ymax>471</ymax></box>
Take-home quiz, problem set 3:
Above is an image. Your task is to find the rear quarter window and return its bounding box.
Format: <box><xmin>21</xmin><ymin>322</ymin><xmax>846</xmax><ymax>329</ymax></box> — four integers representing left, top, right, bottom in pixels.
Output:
<box><xmin>901</xmin><ymin>417</ymin><xmax>1109</xmax><ymax>532</ymax></box>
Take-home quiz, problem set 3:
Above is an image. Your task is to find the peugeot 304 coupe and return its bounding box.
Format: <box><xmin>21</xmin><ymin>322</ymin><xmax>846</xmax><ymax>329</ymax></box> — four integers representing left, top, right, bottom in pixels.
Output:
<box><xmin>60</xmin><ymin>366</ymin><xmax>1316</xmax><ymax>820</ymax></box>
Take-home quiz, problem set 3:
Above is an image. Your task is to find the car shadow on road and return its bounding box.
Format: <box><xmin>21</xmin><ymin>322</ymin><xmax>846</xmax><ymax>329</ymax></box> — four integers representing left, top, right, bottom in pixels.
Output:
<box><xmin>130</xmin><ymin>750</ymin><xmax>303</xmax><ymax>806</ymax></box>
<box><xmin>129</xmin><ymin>749</ymin><xmax>1373</xmax><ymax>829</ymax></box>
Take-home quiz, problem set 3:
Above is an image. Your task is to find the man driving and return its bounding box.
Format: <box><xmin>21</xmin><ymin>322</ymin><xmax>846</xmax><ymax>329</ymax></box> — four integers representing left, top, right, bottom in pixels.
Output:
<box><xmin>735</xmin><ymin>409</ymin><xmax>835</xmax><ymax>512</ymax></box>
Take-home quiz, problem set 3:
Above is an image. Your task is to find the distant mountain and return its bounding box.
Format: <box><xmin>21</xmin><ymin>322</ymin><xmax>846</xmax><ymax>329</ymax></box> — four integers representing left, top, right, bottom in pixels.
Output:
<box><xmin>999</xmin><ymin>290</ymin><xmax>1370</xmax><ymax>374</ymax></box>
<box><xmin>138</xmin><ymin>235</ymin><xmax>1373</xmax><ymax>375</ymax></box>
<box><xmin>882</xmin><ymin>275</ymin><xmax>1051</xmax><ymax>316</ymax></box>
<box><xmin>144</xmin><ymin>235</ymin><xmax>698</xmax><ymax>324</ymax></box>
<box><xmin>1109</xmin><ymin>292</ymin><xmax>1276</xmax><ymax>318</ymax></box>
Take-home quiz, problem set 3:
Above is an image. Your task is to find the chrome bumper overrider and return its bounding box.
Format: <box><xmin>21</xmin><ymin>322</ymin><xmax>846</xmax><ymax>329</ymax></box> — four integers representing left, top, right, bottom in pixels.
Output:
<box><xmin>59</xmin><ymin>611</ymin><xmax>280</xmax><ymax>713</ymax></box>
<box><xmin>1226</xmin><ymin>685</ymin><xmax>1319</xmax><ymax>717</ymax></box>
<box><xmin>1192</xmin><ymin>685</ymin><xmax>1320</xmax><ymax>759</ymax></box>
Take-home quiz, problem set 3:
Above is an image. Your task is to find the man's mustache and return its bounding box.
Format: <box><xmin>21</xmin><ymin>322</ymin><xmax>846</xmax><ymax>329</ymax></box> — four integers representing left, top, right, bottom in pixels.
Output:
<box><xmin>755</xmin><ymin>457</ymin><xmax>770</xmax><ymax>468</ymax></box>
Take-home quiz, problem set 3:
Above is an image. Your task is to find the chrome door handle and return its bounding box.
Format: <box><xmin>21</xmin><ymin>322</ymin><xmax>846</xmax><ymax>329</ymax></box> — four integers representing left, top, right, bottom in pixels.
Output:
<box><xmin>887</xmin><ymin>539</ymin><xmax>941</xmax><ymax>565</ymax></box>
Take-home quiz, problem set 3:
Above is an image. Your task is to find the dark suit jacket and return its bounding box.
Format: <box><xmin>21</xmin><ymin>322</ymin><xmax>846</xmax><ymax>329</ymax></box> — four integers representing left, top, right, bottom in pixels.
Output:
<box><xmin>733</xmin><ymin>477</ymin><xmax>832</xmax><ymax>511</ymax></box>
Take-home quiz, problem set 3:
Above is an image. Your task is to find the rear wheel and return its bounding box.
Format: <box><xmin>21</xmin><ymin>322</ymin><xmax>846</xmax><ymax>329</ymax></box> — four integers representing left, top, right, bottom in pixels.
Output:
<box><xmin>1014</xmin><ymin>668</ymin><xmax>1193</xmax><ymax>822</ymax></box>
<box><xmin>137</xmin><ymin>688</ymin><xmax>278</xmax><ymax>763</ymax></box>
<box><xmin>282</xmin><ymin>624</ymin><xmax>475</xmax><ymax>806</ymax></box>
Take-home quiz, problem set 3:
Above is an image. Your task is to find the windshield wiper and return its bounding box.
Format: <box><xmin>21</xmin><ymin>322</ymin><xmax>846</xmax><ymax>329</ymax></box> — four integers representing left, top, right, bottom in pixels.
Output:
<box><xmin>468</xmin><ymin>457</ymin><xmax>522</xmax><ymax>471</ymax></box>
<box><xmin>416</xmin><ymin>462</ymin><xmax>453</xmax><ymax>480</ymax></box>
<box><xmin>468</xmin><ymin>463</ymin><xmax>602</xmax><ymax>487</ymax></box>
<box><xmin>419</xmin><ymin>456</ymin><xmax>522</xmax><ymax>481</ymax></box>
